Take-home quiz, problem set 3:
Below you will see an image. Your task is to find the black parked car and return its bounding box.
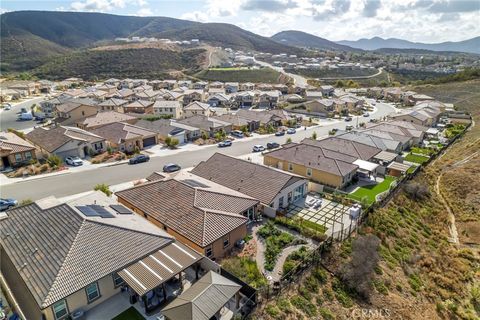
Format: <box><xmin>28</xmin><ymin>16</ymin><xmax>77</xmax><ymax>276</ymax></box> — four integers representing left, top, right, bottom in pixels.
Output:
<box><xmin>163</xmin><ymin>163</ymin><xmax>181</xmax><ymax>173</ymax></box>
<box><xmin>267</xmin><ymin>142</ymin><xmax>280</xmax><ymax>149</ymax></box>
<box><xmin>129</xmin><ymin>154</ymin><xmax>150</xmax><ymax>164</ymax></box>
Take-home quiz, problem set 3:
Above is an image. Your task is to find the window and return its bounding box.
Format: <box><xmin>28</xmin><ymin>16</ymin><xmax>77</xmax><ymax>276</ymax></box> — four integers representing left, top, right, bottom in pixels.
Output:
<box><xmin>306</xmin><ymin>168</ymin><xmax>312</xmax><ymax>177</ymax></box>
<box><xmin>205</xmin><ymin>246</ymin><xmax>213</xmax><ymax>257</ymax></box>
<box><xmin>15</xmin><ymin>153</ymin><xmax>22</xmax><ymax>162</ymax></box>
<box><xmin>287</xmin><ymin>192</ymin><xmax>292</xmax><ymax>203</ymax></box>
<box><xmin>223</xmin><ymin>235</ymin><xmax>230</xmax><ymax>248</ymax></box>
<box><xmin>25</xmin><ymin>152</ymin><xmax>32</xmax><ymax>160</ymax></box>
<box><xmin>94</xmin><ymin>142</ymin><xmax>103</xmax><ymax>151</ymax></box>
<box><xmin>288</xmin><ymin>163</ymin><xmax>293</xmax><ymax>171</ymax></box>
<box><xmin>81</xmin><ymin>111</ymin><xmax>85</xmax><ymax>116</ymax></box>
<box><xmin>85</xmin><ymin>282</ymin><xmax>100</xmax><ymax>303</ymax></box>
<box><xmin>52</xmin><ymin>300</ymin><xmax>68</xmax><ymax>320</ymax></box>
<box><xmin>279</xmin><ymin>196</ymin><xmax>284</xmax><ymax>208</ymax></box>
<box><xmin>112</xmin><ymin>273</ymin><xmax>124</xmax><ymax>287</ymax></box>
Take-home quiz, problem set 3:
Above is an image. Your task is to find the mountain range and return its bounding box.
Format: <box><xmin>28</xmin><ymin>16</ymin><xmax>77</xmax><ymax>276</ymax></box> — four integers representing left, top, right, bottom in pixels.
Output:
<box><xmin>337</xmin><ymin>36</ymin><xmax>480</xmax><ymax>54</ymax></box>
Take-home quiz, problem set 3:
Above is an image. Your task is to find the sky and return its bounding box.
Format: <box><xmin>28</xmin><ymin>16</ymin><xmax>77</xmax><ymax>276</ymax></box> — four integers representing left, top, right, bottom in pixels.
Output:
<box><xmin>1</xmin><ymin>0</ymin><xmax>479</xmax><ymax>42</ymax></box>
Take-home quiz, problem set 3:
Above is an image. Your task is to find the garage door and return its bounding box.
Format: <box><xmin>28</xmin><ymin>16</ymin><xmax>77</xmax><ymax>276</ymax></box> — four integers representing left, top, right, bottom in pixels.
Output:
<box><xmin>143</xmin><ymin>137</ymin><xmax>156</xmax><ymax>147</ymax></box>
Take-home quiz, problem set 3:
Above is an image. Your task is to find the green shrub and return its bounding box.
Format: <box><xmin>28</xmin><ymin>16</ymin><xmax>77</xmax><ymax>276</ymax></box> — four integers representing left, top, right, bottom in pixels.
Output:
<box><xmin>277</xmin><ymin>297</ymin><xmax>293</xmax><ymax>314</ymax></box>
<box><xmin>319</xmin><ymin>307</ymin><xmax>335</xmax><ymax>320</ymax></box>
<box><xmin>282</xmin><ymin>260</ymin><xmax>296</xmax><ymax>276</ymax></box>
<box><xmin>265</xmin><ymin>304</ymin><xmax>280</xmax><ymax>317</ymax></box>
<box><xmin>221</xmin><ymin>257</ymin><xmax>266</xmax><ymax>288</ymax></box>
<box><xmin>298</xmin><ymin>286</ymin><xmax>312</xmax><ymax>300</ymax></box>
<box><xmin>408</xmin><ymin>274</ymin><xmax>423</xmax><ymax>292</ymax></box>
<box><xmin>259</xmin><ymin>223</ymin><xmax>295</xmax><ymax>271</ymax></box>
<box><xmin>165</xmin><ymin>136</ymin><xmax>179</xmax><ymax>149</ymax></box>
<box><xmin>46</xmin><ymin>154</ymin><xmax>62</xmax><ymax>168</ymax></box>
<box><xmin>312</xmin><ymin>267</ymin><xmax>328</xmax><ymax>284</ymax></box>
<box><xmin>19</xmin><ymin>199</ymin><xmax>33</xmax><ymax>206</ymax></box>
<box><xmin>94</xmin><ymin>183</ymin><xmax>112</xmax><ymax>196</ymax></box>
<box><xmin>305</xmin><ymin>275</ymin><xmax>319</xmax><ymax>293</ymax></box>
<box><xmin>291</xmin><ymin>295</ymin><xmax>317</xmax><ymax>316</ymax></box>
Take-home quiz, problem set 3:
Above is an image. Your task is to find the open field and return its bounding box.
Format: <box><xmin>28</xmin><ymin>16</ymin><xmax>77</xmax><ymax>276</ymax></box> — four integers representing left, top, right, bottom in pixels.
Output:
<box><xmin>194</xmin><ymin>67</ymin><xmax>284</xmax><ymax>83</ymax></box>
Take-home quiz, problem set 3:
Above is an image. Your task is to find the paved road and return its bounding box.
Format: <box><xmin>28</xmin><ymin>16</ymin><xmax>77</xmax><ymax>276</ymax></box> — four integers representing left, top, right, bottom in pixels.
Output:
<box><xmin>0</xmin><ymin>104</ymin><xmax>395</xmax><ymax>201</ymax></box>
<box><xmin>316</xmin><ymin>67</ymin><xmax>383</xmax><ymax>81</ymax></box>
<box><xmin>0</xmin><ymin>96</ymin><xmax>46</xmax><ymax>131</ymax></box>
<box><xmin>254</xmin><ymin>59</ymin><xmax>308</xmax><ymax>87</ymax></box>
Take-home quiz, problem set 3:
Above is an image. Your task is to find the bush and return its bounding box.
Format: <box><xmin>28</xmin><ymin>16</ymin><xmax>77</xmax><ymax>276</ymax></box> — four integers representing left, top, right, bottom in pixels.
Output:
<box><xmin>201</xmin><ymin>131</ymin><xmax>209</xmax><ymax>140</ymax></box>
<box><xmin>258</xmin><ymin>222</ymin><xmax>295</xmax><ymax>271</ymax></box>
<box><xmin>221</xmin><ymin>257</ymin><xmax>266</xmax><ymax>288</ymax></box>
<box><xmin>46</xmin><ymin>154</ymin><xmax>62</xmax><ymax>168</ymax></box>
<box><xmin>19</xmin><ymin>199</ymin><xmax>33</xmax><ymax>206</ymax></box>
<box><xmin>311</xmin><ymin>131</ymin><xmax>317</xmax><ymax>140</ymax></box>
<box><xmin>265</xmin><ymin>304</ymin><xmax>280</xmax><ymax>317</ymax></box>
<box><xmin>312</xmin><ymin>267</ymin><xmax>328</xmax><ymax>284</ymax></box>
<box><xmin>291</xmin><ymin>295</ymin><xmax>317</xmax><ymax>316</ymax></box>
<box><xmin>319</xmin><ymin>307</ymin><xmax>335</xmax><ymax>320</ymax></box>
<box><xmin>94</xmin><ymin>183</ymin><xmax>112</xmax><ymax>196</ymax></box>
<box><xmin>403</xmin><ymin>182</ymin><xmax>430</xmax><ymax>201</ymax></box>
<box><xmin>39</xmin><ymin>163</ymin><xmax>49</xmax><ymax>173</ymax></box>
<box><xmin>165</xmin><ymin>136</ymin><xmax>179</xmax><ymax>149</ymax></box>
<box><xmin>277</xmin><ymin>297</ymin><xmax>293</xmax><ymax>314</ymax></box>
<box><xmin>340</xmin><ymin>234</ymin><xmax>381</xmax><ymax>301</ymax></box>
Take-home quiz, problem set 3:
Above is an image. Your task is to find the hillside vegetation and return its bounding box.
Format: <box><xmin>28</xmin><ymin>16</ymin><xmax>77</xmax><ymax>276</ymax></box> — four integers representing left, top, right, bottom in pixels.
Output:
<box><xmin>194</xmin><ymin>67</ymin><xmax>285</xmax><ymax>84</ymax></box>
<box><xmin>256</xmin><ymin>80</ymin><xmax>480</xmax><ymax>320</ymax></box>
<box><xmin>271</xmin><ymin>30</ymin><xmax>357</xmax><ymax>52</ymax></box>
<box><xmin>34</xmin><ymin>48</ymin><xmax>206</xmax><ymax>80</ymax></box>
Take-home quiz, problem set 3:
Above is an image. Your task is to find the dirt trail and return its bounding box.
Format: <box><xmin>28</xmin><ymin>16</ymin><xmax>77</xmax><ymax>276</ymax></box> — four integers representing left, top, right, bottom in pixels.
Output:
<box><xmin>435</xmin><ymin>173</ymin><xmax>459</xmax><ymax>244</ymax></box>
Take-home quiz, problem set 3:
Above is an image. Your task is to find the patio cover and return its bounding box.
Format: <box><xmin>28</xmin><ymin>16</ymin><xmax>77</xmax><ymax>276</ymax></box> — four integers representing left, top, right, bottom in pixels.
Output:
<box><xmin>426</xmin><ymin>128</ymin><xmax>439</xmax><ymax>135</ymax></box>
<box><xmin>353</xmin><ymin>159</ymin><xmax>379</xmax><ymax>173</ymax></box>
<box><xmin>118</xmin><ymin>242</ymin><xmax>202</xmax><ymax>296</ymax></box>
<box><xmin>387</xmin><ymin>161</ymin><xmax>411</xmax><ymax>172</ymax></box>
<box><xmin>162</xmin><ymin>271</ymin><xmax>241</xmax><ymax>320</ymax></box>
<box><xmin>373</xmin><ymin>150</ymin><xmax>397</xmax><ymax>163</ymax></box>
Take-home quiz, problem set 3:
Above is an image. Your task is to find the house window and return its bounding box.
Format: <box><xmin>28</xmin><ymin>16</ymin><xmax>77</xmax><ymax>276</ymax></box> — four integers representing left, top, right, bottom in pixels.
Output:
<box><xmin>85</xmin><ymin>282</ymin><xmax>100</xmax><ymax>303</ymax></box>
<box><xmin>94</xmin><ymin>142</ymin><xmax>103</xmax><ymax>151</ymax></box>
<box><xmin>306</xmin><ymin>168</ymin><xmax>312</xmax><ymax>177</ymax></box>
<box><xmin>25</xmin><ymin>151</ymin><xmax>32</xmax><ymax>160</ymax></box>
<box><xmin>14</xmin><ymin>153</ymin><xmax>22</xmax><ymax>162</ymax></box>
<box><xmin>279</xmin><ymin>196</ymin><xmax>284</xmax><ymax>208</ymax></box>
<box><xmin>223</xmin><ymin>235</ymin><xmax>230</xmax><ymax>248</ymax></box>
<box><xmin>81</xmin><ymin>111</ymin><xmax>85</xmax><ymax>116</ymax></box>
<box><xmin>205</xmin><ymin>246</ymin><xmax>213</xmax><ymax>257</ymax></box>
<box><xmin>287</xmin><ymin>192</ymin><xmax>292</xmax><ymax>203</ymax></box>
<box><xmin>52</xmin><ymin>300</ymin><xmax>68</xmax><ymax>320</ymax></box>
<box><xmin>112</xmin><ymin>273</ymin><xmax>124</xmax><ymax>287</ymax></box>
<box><xmin>288</xmin><ymin>163</ymin><xmax>293</xmax><ymax>171</ymax></box>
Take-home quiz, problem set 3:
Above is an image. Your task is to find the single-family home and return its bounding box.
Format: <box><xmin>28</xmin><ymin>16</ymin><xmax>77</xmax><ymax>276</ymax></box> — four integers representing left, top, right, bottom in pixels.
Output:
<box><xmin>111</xmin><ymin>88</ymin><xmax>135</xmax><ymax>100</ymax></box>
<box><xmin>90</xmin><ymin>122</ymin><xmax>158</xmax><ymax>152</ymax></box>
<box><xmin>192</xmin><ymin>81</ymin><xmax>208</xmax><ymax>90</ymax></box>
<box><xmin>123</xmin><ymin>100</ymin><xmax>154</xmax><ymax>114</ymax></box>
<box><xmin>336</xmin><ymin>131</ymin><xmax>404</xmax><ymax>154</ymax></box>
<box><xmin>54</xmin><ymin>98</ymin><xmax>99</xmax><ymax>126</ymax></box>
<box><xmin>365</xmin><ymin>122</ymin><xmax>425</xmax><ymax>145</ymax></box>
<box><xmin>233</xmin><ymin>91</ymin><xmax>256</xmax><ymax>108</ymax></box>
<box><xmin>207</xmin><ymin>93</ymin><xmax>231</xmax><ymax>108</ymax></box>
<box><xmin>97</xmin><ymin>98</ymin><xmax>128</xmax><ymax>113</ymax></box>
<box><xmin>320</xmin><ymin>85</ymin><xmax>334</xmax><ymax>97</ymax></box>
<box><xmin>0</xmin><ymin>132</ymin><xmax>37</xmax><ymax>170</ymax></box>
<box><xmin>303</xmin><ymin>99</ymin><xmax>335</xmax><ymax>116</ymax></box>
<box><xmin>183</xmin><ymin>101</ymin><xmax>212</xmax><ymax>117</ymax></box>
<box><xmin>191</xmin><ymin>153</ymin><xmax>308</xmax><ymax>217</ymax></box>
<box><xmin>305</xmin><ymin>91</ymin><xmax>324</xmax><ymax>101</ymax></box>
<box><xmin>0</xmin><ymin>191</ymin><xmax>207</xmax><ymax>320</ymax></box>
<box><xmin>78</xmin><ymin>111</ymin><xmax>137</xmax><ymax>130</ymax></box>
<box><xmin>182</xmin><ymin>89</ymin><xmax>205</xmax><ymax>105</ymax></box>
<box><xmin>135</xmin><ymin>89</ymin><xmax>160</xmax><ymax>101</ymax></box>
<box><xmin>258</xmin><ymin>91</ymin><xmax>280</xmax><ymax>109</ymax></box>
<box><xmin>177</xmin><ymin>115</ymin><xmax>231</xmax><ymax>137</ymax></box>
<box><xmin>135</xmin><ymin>119</ymin><xmax>187</xmax><ymax>144</ymax></box>
<box><xmin>239</xmin><ymin>82</ymin><xmax>255</xmax><ymax>91</ymax></box>
<box><xmin>208</xmin><ymin>81</ymin><xmax>224</xmax><ymax>89</ymax></box>
<box><xmin>152</xmin><ymin>100</ymin><xmax>184</xmax><ymax>119</ymax></box>
<box><xmin>116</xmin><ymin>170</ymin><xmax>259</xmax><ymax>259</ymax></box>
<box><xmin>225</xmin><ymin>82</ymin><xmax>239</xmax><ymax>94</ymax></box>
<box><xmin>26</xmin><ymin>126</ymin><xmax>106</xmax><ymax>159</ymax></box>
<box><xmin>212</xmin><ymin>114</ymin><xmax>256</xmax><ymax>132</ymax></box>
<box><xmin>158</xmin><ymin>80</ymin><xmax>178</xmax><ymax>90</ymax></box>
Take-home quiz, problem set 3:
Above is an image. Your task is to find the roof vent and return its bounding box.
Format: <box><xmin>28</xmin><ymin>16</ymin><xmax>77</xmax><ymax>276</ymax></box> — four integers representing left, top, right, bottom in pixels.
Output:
<box><xmin>20</xmin><ymin>262</ymin><xmax>28</xmax><ymax>269</ymax></box>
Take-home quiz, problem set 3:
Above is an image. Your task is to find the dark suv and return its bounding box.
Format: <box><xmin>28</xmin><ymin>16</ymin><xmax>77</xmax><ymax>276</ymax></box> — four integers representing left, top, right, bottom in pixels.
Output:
<box><xmin>163</xmin><ymin>163</ymin><xmax>181</xmax><ymax>173</ymax></box>
<box><xmin>129</xmin><ymin>154</ymin><xmax>150</xmax><ymax>164</ymax></box>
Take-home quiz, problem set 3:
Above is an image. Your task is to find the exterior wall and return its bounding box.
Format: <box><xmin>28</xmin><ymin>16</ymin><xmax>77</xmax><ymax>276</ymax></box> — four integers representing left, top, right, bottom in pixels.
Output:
<box><xmin>0</xmin><ymin>149</ymin><xmax>36</xmax><ymax>169</ymax></box>
<box><xmin>117</xmin><ymin>197</ymin><xmax>247</xmax><ymax>260</ymax></box>
<box><xmin>392</xmin><ymin>114</ymin><xmax>428</xmax><ymax>127</ymax></box>
<box><xmin>263</xmin><ymin>155</ymin><xmax>347</xmax><ymax>188</ymax></box>
<box><xmin>55</xmin><ymin>140</ymin><xmax>86</xmax><ymax>159</ymax></box>
<box><xmin>42</xmin><ymin>273</ymin><xmax>122</xmax><ymax>320</ymax></box>
<box><xmin>271</xmin><ymin>179</ymin><xmax>308</xmax><ymax>210</ymax></box>
<box><xmin>184</xmin><ymin>109</ymin><xmax>211</xmax><ymax>118</ymax></box>
<box><xmin>57</xmin><ymin>106</ymin><xmax>97</xmax><ymax>125</ymax></box>
<box><xmin>154</xmin><ymin>107</ymin><xmax>183</xmax><ymax>119</ymax></box>
<box><xmin>1</xmin><ymin>247</ymin><xmax>43</xmax><ymax>320</ymax></box>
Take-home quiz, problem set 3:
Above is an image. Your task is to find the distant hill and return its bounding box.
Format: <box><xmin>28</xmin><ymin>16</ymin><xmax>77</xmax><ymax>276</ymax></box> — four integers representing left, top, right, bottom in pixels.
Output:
<box><xmin>0</xmin><ymin>11</ymin><xmax>303</xmax><ymax>74</ymax></box>
<box><xmin>271</xmin><ymin>30</ymin><xmax>358</xmax><ymax>52</ymax></box>
<box><xmin>337</xmin><ymin>36</ymin><xmax>480</xmax><ymax>54</ymax></box>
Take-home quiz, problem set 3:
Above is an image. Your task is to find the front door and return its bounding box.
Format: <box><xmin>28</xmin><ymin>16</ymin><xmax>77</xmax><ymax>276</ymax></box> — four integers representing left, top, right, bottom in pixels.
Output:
<box><xmin>1</xmin><ymin>156</ymin><xmax>10</xmax><ymax>169</ymax></box>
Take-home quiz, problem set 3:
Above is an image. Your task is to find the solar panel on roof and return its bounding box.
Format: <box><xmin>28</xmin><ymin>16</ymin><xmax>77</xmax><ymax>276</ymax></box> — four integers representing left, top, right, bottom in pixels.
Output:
<box><xmin>88</xmin><ymin>205</ymin><xmax>115</xmax><ymax>218</ymax></box>
<box><xmin>110</xmin><ymin>204</ymin><xmax>133</xmax><ymax>214</ymax></box>
<box><xmin>75</xmin><ymin>206</ymin><xmax>99</xmax><ymax>216</ymax></box>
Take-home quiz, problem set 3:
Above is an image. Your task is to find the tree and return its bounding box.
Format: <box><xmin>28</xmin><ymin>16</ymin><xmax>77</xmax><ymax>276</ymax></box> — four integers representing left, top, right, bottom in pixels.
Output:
<box><xmin>340</xmin><ymin>235</ymin><xmax>381</xmax><ymax>301</ymax></box>
<box><xmin>165</xmin><ymin>136</ymin><xmax>179</xmax><ymax>149</ymax></box>
<box><xmin>286</xmin><ymin>137</ymin><xmax>292</xmax><ymax>143</ymax></box>
<box><xmin>403</xmin><ymin>182</ymin><xmax>430</xmax><ymax>201</ymax></box>
<box><xmin>94</xmin><ymin>183</ymin><xmax>112</xmax><ymax>196</ymax></box>
<box><xmin>335</xmin><ymin>80</ymin><xmax>345</xmax><ymax>88</ymax></box>
<box><xmin>311</xmin><ymin>131</ymin><xmax>317</xmax><ymax>140</ymax></box>
<box><xmin>46</xmin><ymin>154</ymin><xmax>62</xmax><ymax>168</ymax></box>
<box><xmin>201</xmin><ymin>131</ymin><xmax>209</xmax><ymax>140</ymax></box>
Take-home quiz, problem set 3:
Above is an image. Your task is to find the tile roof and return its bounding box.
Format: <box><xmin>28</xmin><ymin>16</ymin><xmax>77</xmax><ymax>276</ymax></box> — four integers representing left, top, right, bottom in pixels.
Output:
<box><xmin>0</xmin><ymin>132</ymin><xmax>36</xmax><ymax>154</ymax></box>
<box><xmin>191</xmin><ymin>153</ymin><xmax>305</xmax><ymax>205</ymax></box>
<box><xmin>98</xmin><ymin>98</ymin><xmax>129</xmax><ymax>107</ymax></box>
<box><xmin>55</xmin><ymin>98</ymin><xmax>98</xmax><ymax>113</ymax></box>
<box><xmin>184</xmin><ymin>101</ymin><xmax>210</xmax><ymax>111</ymax></box>
<box><xmin>90</xmin><ymin>122</ymin><xmax>157</xmax><ymax>143</ymax></box>
<box><xmin>264</xmin><ymin>143</ymin><xmax>358</xmax><ymax>177</ymax></box>
<box><xmin>26</xmin><ymin>127</ymin><xmax>74</xmax><ymax>153</ymax></box>
<box><xmin>80</xmin><ymin>111</ymin><xmax>137</xmax><ymax>129</ymax></box>
<box><xmin>177</xmin><ymin>115</ymin><xmax>230</xmax><ymax>132</ymax></box>
<box><xmin>126</xmin><ymin>100</ymin><xmax>154</xmax><ymax>108</ymax></box>
<box><xmin>301</xmin><ymin>137</ymin><xmax>381</xmax><ymax>160</ymax></box>
<box><xmin>135</xmin><ymin>119</ymin><xmax>181</xmax><ymax>136</ymax></box>
<box><xmin>116</xmin><ymin>177</ymin><xmax>255</xmax><ymax>247</ymax></box>
<box><xmin>0</xmin><ymin>203</ymin><xmax>171</xmax><ymax>308</ymax></box>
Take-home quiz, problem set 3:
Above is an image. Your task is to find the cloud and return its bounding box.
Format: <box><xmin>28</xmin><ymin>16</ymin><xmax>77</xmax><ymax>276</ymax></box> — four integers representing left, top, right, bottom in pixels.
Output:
<box><xmin>136</xmin><ymin>7</ymin><xmax>152</xmax><ymax>16</ymax></box>
<box><xmin>312</xmin><ymin>0</ymin><xmax>351</xmax><ymax>20</ymax></box>
<box><xmin>181</xmin><ymin>10</ymin><xmax>209</xmax><ymax>22</ymax></box>
<box><xmin>363</xmin><ymin>0</ymin><xmax>381</xmax><ymax>17</ymax></box>
<box><xmin>241</xmin><ymin>0</ymin><xmax>298</xmax><ymax>12</ymax></box>
<box><xmin>429</xmin><ymin>0</ymin><xmax>480</xmax><ymax>13</ymax></box>
<box><xmin>70</xmin><ymin>0</ymin><xmax>125</xmax><ymax>12</ymax></box>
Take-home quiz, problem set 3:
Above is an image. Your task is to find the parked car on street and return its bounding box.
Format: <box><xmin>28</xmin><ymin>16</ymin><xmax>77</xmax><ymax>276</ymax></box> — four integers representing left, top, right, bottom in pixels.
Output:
<box><xmin>20</xmin><ymin>107</ymin><xmax>28</xmax><ymax>113</ymax></box>
<box><xmin>363</xmin><ymin>112</ymin><xmax>370</xmax><ymax>117</ymax></box>
<box><xmin>286</xmin><ymin>128</ymin><xmax>296</xmax><ymax>134</ymax></box>
<box><xmin>275</xmin><ymin>130</ymin><xmax>285</xmax><ymax>136</ymax></box>
<box><xmin>218</xmin><ymin>140</ymin><xmax>232</xmax><ymax>148</ymax></box>
<box><xmin>163</xmin><ymin>163</ymin><xmax>181</xmax><ymax>173</ymax></box>
<box><xmin>65</xmin><ymin>156</ymin><xmax>83</xmax><ymax>166</ymax></box>
<box><xmin>18</xmin><ymin>112</ymin><xmax>33</xmax><ymax>121</ymax></box>
<box><xmin>2</xmin><ymin>103</ymin><xmax>11</xmax><ymax>110</ymax></box>
<box><xmin>0</xmin><ymin>198</ymin><xmax>17</xmax><ymax>211</ymax></box>
<box><xmin>267</xmin><ymin>142</ymin><xmax>280</xmax><ymax>149</ymax></box>
<box><xmin>346</xmin><ymin>125</ymin><xmax>354</xmax><ymax>131</ymax></box>
<box><xmin>344</xmin><ymin>117</ymin><xmax>353</xmax><ymax>122</ymax></box>
<box><xmin>129</xmin><ymin>154</ymin><xmax>150</xmax><ymax>165</ymax></box>
<box><xmin>253</xmin><ymin>145</ymin><xmax>265</xmax><ymax>152</ymax></box>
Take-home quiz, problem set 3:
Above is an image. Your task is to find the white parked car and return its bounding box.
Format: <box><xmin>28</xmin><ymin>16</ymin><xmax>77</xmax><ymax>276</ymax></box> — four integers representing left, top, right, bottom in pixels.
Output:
<box><xmin>65</xmin><ymin>156</ymin><xmax>83</xmax><ymax>166</ymax></box>
<box><xmin>252</xmin><ymin>145</ymin><xmax>265</xmax><ymax>152</ymax></box>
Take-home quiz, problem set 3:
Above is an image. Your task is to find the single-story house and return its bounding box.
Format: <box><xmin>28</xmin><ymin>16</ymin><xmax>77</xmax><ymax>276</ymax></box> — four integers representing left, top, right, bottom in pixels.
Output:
<box><xmin>0</xmin><ymin>132</ymin><xmax>37</xmax><ymax>170</ymax></box>
<box><xmin>336</xmin><ymin>131</ymin><xmax>404</xmax><ymax>154</ymax></box>
<box><xmin>0</xmin><ymin>191</ymin><xmax>205</xmax><ymax>320</ymax></box>
<box><xmin>135</xmin><ymin>119</ymin><xmax>187</xmax><ymax>144</ymax></box>
<box><xmin>77</xmin><ymin>111</ymin><xmax>137</xmax><ymax>130</ymax></box>
<box><xmin>90</xmin><ymin>122</ymin><xmax>158</xmax><ymax>152</ymax></box>
<box><xmin>177</xmin><ymin>115</ymin><xmax>231</xmax><ymax>137</ymax></box>
<box><xmin>191</xmin><ymin>153</ymin><xmax>308</xmax><ymax>217</ymax></box>
<box><xmin>26</xmin><ymin>126</ymin><xmax>106</xmax><ymax>159</ymax></box>
<box><xmin>116</xmin><ymin>170</ymin><xmax>258</xmax><ymax>260</ymax></box>
<box><xmin>212</xmin><ymin>114</ymin><xmax>257</xmax><ymax>132</ymax></box>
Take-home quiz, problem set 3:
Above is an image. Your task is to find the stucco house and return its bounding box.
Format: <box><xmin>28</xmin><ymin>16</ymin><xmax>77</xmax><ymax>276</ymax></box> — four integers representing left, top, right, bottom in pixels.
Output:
<box><xmin>0</xmin><ymin>132</ymin><xmax>37</xmax><ymax>170</ymax></box>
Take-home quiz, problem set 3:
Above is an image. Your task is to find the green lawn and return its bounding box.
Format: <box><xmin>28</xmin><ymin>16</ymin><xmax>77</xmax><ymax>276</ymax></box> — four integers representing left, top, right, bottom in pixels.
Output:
<box><xmin>111</xmin><ymin>307</ymin><xmax>145</xmax><ymax>320</ymax></box>
<box><xmin>404</xmin><ymin>153</ymin><xmax>430</xmax><ymax>164</ymax></box>
<box><xmin>349</xmin><ymin>176</ymin><xmax>397</xmax><ymax>204</ymax></box>
<box><xmin>406</xmin><ymin>164</ymin><xmax>418</xmax><ymax>175</ymax></box>
<box><xmin>410</xmin><ymin>147</ymin><xmax>436</xmax><ymax>156</ymax></box>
